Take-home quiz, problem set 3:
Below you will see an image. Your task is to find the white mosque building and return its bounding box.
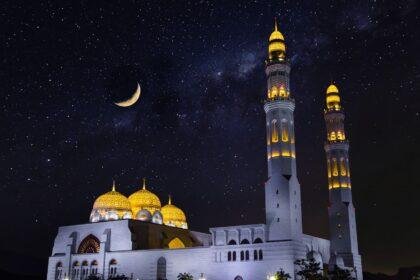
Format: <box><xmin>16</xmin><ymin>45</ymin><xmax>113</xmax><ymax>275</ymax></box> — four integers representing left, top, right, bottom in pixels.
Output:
<box><xmin>47</xmin><ymin>21</ymin><xmax>363</xmax><ymax>280</ymax></box>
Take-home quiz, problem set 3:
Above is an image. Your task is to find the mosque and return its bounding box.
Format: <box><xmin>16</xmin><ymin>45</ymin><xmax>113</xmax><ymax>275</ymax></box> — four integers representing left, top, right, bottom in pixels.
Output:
<box><xmin>47</xmin><ymin>21</ymin><xmax>363</xmax><ymax>280</ymax></box>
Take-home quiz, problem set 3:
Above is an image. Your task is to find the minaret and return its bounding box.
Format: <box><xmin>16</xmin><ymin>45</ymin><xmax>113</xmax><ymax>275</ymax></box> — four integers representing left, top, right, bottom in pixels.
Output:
<box><xmin>324</xmin><ymin>84</ymin><xmax>362</xmax><ymax>278</ymax></box>
<box><xmin>264</xmin><ymin>19</ymin><xmax>303</xmax><ymax>241</ymax></box>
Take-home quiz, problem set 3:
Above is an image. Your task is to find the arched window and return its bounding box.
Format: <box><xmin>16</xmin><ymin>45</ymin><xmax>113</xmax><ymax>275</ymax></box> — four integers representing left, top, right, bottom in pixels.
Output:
<box><xmin>232</xmin><ymin>251</ymin><xmax>236</xmax><ymax>261</ymax></box>
<box><xmin>327</xmin><ymin>159</ymin><xmax>332</xmax><ymax>178</ymax></box>
<box><xmin>55</xmin><ymin>262</ymin><xmax>62</xmax><ymax>280</ymax></box>
<box><xmin>234</xmin><ymin>276</ymin><xmax>243</xmax><ymax>280</ymax></box>
<box><xmin>109</xmin><ymin>259</ymin><xmax>117</xmax><ymax>277</ymax></box>
<box><xmin>78</xmin><ymin>234</ymin><xmax>100</xmax><ymax>254</ymax></box>
<box><xmin>259</xmin><ymin>249</ymin><xmax>263</xmax><ymax>260</ymax></box>
<box><xmin>240</xmin><ymin>251</ymin><xmax>244</xmax><ymax>261</ymax></box>
<box><xmin>271</xmin><ymin>86</ymin><xmax>278</xmax><ymax>99</ymax></box>
<box><xmin>228</xmin><ymin>239</ymin><xmax>237</xmax><ymax>245</ymax></box>
<box><xmin>90</xmin><ymin>260</ymin><xmax>98</xmax><ymax>276</ymax></box>
<box><xmin>330</xmin><ymin>131</ymin><xmax>336</xmax><ymax>141</ymax></box>
<box><xmin>72</xmin><ymin>261</ymin><xmax>80</xmax><ymax>279</ymax></box>
<box><xmin>279</xmin><ymin>85</ymin><xmax>287</xmax><ymax>98</ymax></box>
<box><xmin>253</xmin><ymin>237</ymin><xmax>263</xmax><ymax>244</ymax></box>
<box><xmin>340</xmin><ymin>157</ymin><xmax>347</xmax><ymax>176</ymax></box>
<box><xmin>245</xmin><ymin>250</ymin><xmax>249</xmax><ymax>260</ymax></box>
<box><xmin>157</xmin><ymin>257</ymin><xmax>166</xmax><ymax>280</ymax></box>
<box><xmin>81</xmin><ymin>261</ymin><xmax>88</xmax><ymax>280</ymax></box>
<box><xmin>228</xmin><ymin>251</ymin><xmax>232</xmax><ymax>261</ymax></box>
<box><xmin>253</xmin><ymin>250</ymin><xmax>258</xmax><ymax>260</ymax></box>
<box><xmin>281</xmin><ymin>121</ymin><xmax>289</xmax><ymax>142</ymax></box>
<box><xmin>240</xmin><ymin>239</ymin><xmax>250</xmax><ymax>244</ymax></box>
<box><xmin>332</xmin><ymin>158</ymin><xmax>338</xmax><ymax>177</ymax></box>
<box><xmin>271</xmin><ymin>120</ymin><xmax>279</xmax><ymax>143</ymax></box>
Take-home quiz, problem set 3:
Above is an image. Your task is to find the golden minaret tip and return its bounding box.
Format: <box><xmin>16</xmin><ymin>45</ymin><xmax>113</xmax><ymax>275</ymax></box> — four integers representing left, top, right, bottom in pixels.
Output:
<box><xmin>274</xmin><ymin>17</ymin><xmax>278</xmax><ymax>31</ymax></box>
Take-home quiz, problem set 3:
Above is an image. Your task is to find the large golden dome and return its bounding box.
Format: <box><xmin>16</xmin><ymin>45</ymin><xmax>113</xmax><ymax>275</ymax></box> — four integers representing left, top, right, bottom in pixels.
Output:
<box><xmin>91</xmin><ymin>181</ymin><xmax>132</xmax><ymax>221</ymax></box>
<box><xmin>128</xmin><ymin>179</ymin><xmax>161</xmax><ymax>216</ymax></box>
<box><xmin>161</xmin><ymin>196</ymin><xmax>188</xmax><ymax>229</ymax></box>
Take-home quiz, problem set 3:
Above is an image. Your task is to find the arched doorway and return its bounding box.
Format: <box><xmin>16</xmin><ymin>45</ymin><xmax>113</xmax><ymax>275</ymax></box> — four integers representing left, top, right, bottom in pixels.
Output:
<box><xmin>157</xmin><ymin>257</ymin><xmax>166</xmax><ymax>280</ymax></box>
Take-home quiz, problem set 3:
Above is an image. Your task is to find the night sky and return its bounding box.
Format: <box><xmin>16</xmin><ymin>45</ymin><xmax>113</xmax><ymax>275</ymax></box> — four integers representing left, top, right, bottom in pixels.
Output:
<box><xmin>2</xmin><ymin>0</ymin><xmax>420</xmax><ymax>276</ymax></box>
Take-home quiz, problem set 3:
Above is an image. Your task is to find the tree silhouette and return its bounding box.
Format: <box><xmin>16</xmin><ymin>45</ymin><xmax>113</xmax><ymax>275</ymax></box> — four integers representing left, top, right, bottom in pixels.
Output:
<box><xmin>177</xmin><ymin>272</ymin><xmax>194</xmax><ymax>280</ymax></box>
<box><xmin>273</xmin><ymin>269</ymin><xmax>291</xmax><ymax>280</ymax></box>
<box><xmin>294</xmin><ymin>258</ymin><xmax>327</xmax><ymax>280</ymax></box>
<box><xmin>328</xmin><ymin>265</ymin><xmax>354</xmax><ymax>280</ymax></box>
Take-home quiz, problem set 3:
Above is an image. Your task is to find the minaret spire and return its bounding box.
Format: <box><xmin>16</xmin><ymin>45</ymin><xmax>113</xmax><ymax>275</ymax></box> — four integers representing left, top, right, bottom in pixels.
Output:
<box><xmin>142</xmin><ymin>178</ymin><xmax>146</xmax><ymax>190</ymax></box>
<box><xmin>324</xmin><ymin>84</ymin><xmax>363</xmax><ymax>279</ymax></box>
<box><xmin>263</xmin><ymin>22</ymin><xmax>302</xmax><ymax>241</ymax></box>
<box><xmin>112</xmin><ymin>180</ymin><xmax>116</xmax><ymax>191</ymax></box>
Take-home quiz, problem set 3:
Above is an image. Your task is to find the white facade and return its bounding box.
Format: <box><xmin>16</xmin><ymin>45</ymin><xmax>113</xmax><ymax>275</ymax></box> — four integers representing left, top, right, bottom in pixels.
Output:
<box><xmin>47</xmin><ymin>220</ymin><xmax>333</xmax><ymax>280</ymax></box>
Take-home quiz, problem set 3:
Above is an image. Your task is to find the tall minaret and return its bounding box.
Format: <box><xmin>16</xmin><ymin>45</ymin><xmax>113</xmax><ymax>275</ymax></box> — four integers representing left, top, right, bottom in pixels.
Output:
<box><xmin>264</xmin><ymin>19</ymin><xmax>302</xmax><ymax>241</ymax></box>
<box><xmin>324</xmin><ymin>84</ymin><xmax>362</xmax><ymax>278</ymax></box>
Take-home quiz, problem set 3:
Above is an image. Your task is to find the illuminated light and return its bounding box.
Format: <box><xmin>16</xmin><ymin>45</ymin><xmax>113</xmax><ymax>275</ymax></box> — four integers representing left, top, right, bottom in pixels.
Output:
<box><xmin>291</xmin><ymin>150</ymin><xmax>296</xmax><ymax>158</ymax></box>
<box><xmin>281</xmin><ymin>122</ymin><xmax>289</xmax><ymax>142</ymax></box>
<box><xmin>279</xmin><ymin>85</ymin><xmax>287</xmax><ymax>98</ymax></box>
<box><xmin>270</xmin><ymin>86</ymin><xmax>278</xmax><ymax>98</ymax></box>
<box><xmin>168</xmin><ymin>237</ymin><xmax>185</xmax><ymax>249</ymax></box>
<box><xmin>346</xmin><ymin>159</ymin><xmax>351</xmax><ymax>177</ymax></box>
<box><xmin>326</xmin><ymin>84</ymin><xmax>339</xmax><ymax>94</ymax></box>
<box><xmin>332</xmin><ymin>158</ymin><xmax>338</xmax><ymax>176</ymax></box>
<box><xmin>333</xmin><ymin>182</ymin><xmax>340</xmax><ymax>188</ymax></box>
<box><xmin>268</xmin><ymin>41</ymin><xmax>286</xmax><ymax>53</ymax></box>
<box><xmin>129</xmin><ymin>179</ymin><xmax>162</xmax><ymax>217</ymax></box>
<box><xmin>271</xmin><ymin>120</ymin><xmax>279</xmax><ymax>143</ymax></box>
<box><xmin>329</xmin><ymin>131</ymin><xmax>336</xmax><ymax>141</ymax></box>
<box><xmin>271</xmin><ymin>151</ymin><xmax>280</xmax><ymax>158</ymax></box>
<box><xmin>340</xmin><ymin>158</ymin><xmax>347</xmax><ymax>176</ymax></box>
<box><xmin>327</xmin><ymin>160</ymin><xmax>332</xmax><ymax>178</ymax></box>
<box><xmin>326</xmin><ymin>94</ymin><xmax>340</xmax><ymax>104</ymax></box>
<box><xmin>281</xmin><ymin>150</ymin><xmax>291</xmax><ymax>157</ymax></box>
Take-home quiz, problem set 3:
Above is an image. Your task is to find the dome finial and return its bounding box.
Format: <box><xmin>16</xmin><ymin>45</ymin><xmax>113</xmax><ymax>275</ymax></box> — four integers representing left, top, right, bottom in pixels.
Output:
<box><xmin>274</xmin><ymin>17</ymin><xmax>278</xmax><ymax>31</ymax></box>
<box><xmin>168</xmin><ymin>195</ymin><xmax>172</xmax><ymax>205</ymax></box>
<box><xmin>142</xmin><ymin>178</ymin><xmax>146</xmax><ymax>190</ymax></box>
<box><xmin>112</xmin><ymin>180</ymin><xmax>116</xmax><ymax>191</ymax></box>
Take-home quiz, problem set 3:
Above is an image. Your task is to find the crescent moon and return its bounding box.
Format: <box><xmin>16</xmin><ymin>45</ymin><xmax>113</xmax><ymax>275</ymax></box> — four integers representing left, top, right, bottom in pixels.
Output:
<box><xmin>115</xmin><ymin>83</ymin><xmax>141</xmax><ymax>107</ymax></box>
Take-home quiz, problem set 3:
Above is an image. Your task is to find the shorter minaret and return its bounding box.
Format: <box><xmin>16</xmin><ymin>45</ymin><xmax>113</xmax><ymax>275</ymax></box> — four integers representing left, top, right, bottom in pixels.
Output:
<box><xmin>324</xmin><ymin>84</ymin><xmax>363</xmax><ymax>279</ymax></box>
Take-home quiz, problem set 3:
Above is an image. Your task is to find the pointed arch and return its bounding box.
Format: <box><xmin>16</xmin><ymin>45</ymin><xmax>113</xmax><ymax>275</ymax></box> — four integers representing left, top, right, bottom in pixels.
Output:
<box><xmin>271</xmin><ymin>119</ymin><xmax>279</xmax><ymax>143</ymax></box>
<box><xmin>281</xmin><ymin>120</ymin><xmax>289</xmax><ymax>142</ymax></box>
<box><xmin>168</xmin><ymin>237</ymin><xmax>185</xmax><ymax>249</ymax></box>
<box><xmin>77</xmin><ymin>234</ymin><xmax>100</xmax><ymax>254</ymax></box>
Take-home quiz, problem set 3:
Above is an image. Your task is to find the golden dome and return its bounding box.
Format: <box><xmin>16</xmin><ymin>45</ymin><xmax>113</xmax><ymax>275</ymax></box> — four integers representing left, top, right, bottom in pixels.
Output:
<box><xmin>161</xmin><ymin>196</ymin><xmax>188</xmax><ymax>229</ymax></box>
<box><xmin>128</xmin><ymin>179</ymin><xmax>161</xmax><ymax>216</ymax></box>
<box><xmin>326</xmin><ymin>84</ymin><xmax>341</xmax><ymax>110</ymax></box>
<box><xmin>92</xmin><ymin>181</ymin><xmax>132</xmax><ymax>220</ymax></box>
<box><xmin>326</xmin><ymin>84</ymin><xmax>339</xmax><ymax>94</ymax></box>
<box><xmin>268</xmin><ymin>18</ymin><xmax>286</xmax><ymax>60</ymax></box>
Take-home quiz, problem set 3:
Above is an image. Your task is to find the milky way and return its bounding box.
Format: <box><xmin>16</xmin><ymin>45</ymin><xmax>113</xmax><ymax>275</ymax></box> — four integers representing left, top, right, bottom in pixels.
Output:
<box><xmin>2</xmin><ymin>0</ymin><xmax>420</xmax><ymax>276</ymax></box>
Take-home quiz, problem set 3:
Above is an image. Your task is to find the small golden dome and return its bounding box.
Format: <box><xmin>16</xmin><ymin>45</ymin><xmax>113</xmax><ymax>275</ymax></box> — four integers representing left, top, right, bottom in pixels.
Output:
<box><xmin>92</xmin><ymin>181</ymin><xmax>132</xmax><ymax>220</ymax></box>
<box><xmin>269</xmin><ymin>20</ymin><xmax>284</xmax><ymax>41</ymax></box>
<box><xmin>326</xmin><ymin>84</ymin><xmax>339</xmax><ymax>94</ymax></box>
<box><xmin>268</xmin><ymin>18</ymin><xmax>286</xmax><ymax>60</ymax></box>
<box><xmin>161</xmin><ymin>196</ymin><xmax>188</xmax><ymax>229</ymax></box>
<box><xmin>326</xmin><ymin>84</ymin><xmax>341</xmax><ymax>110</ymax></box>
<box><xmin>128</xmin><ymin>178</ymin><xmax>161</xmax><ymax>216</ymax></box>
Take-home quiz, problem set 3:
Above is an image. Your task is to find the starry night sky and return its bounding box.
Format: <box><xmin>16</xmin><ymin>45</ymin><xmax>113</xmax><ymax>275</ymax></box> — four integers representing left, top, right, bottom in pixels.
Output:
<box><xmin>2</xmin><ymin>0</ymin><xmax>420</xmax><ymax>277</ymax></box>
